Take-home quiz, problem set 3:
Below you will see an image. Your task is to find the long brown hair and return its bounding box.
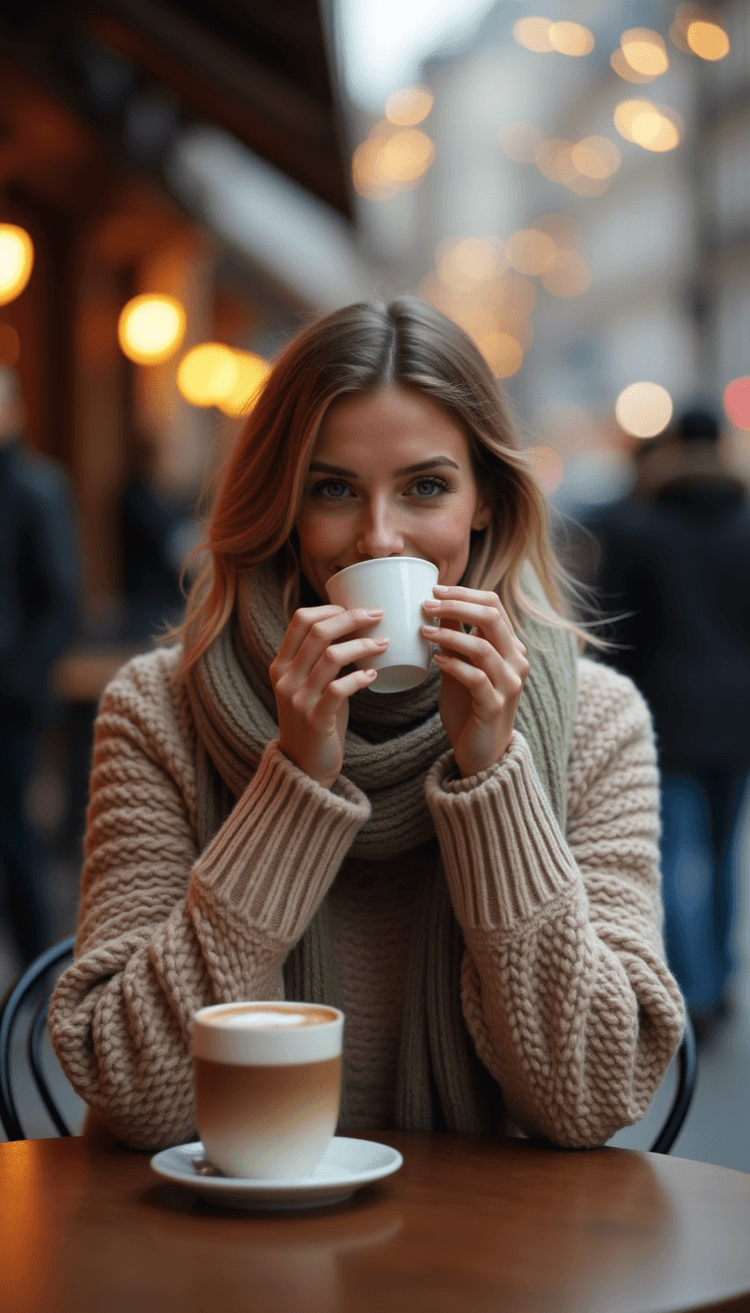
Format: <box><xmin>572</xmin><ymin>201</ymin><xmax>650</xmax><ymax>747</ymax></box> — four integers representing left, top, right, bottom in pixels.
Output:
<box><xmin>176</xmin><ymin>297</ymin><xmax>589</xmax><ymax>670</ymax></box>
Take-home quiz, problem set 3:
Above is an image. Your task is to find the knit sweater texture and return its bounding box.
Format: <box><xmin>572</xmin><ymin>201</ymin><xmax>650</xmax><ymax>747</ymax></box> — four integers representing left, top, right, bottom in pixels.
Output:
<box><xmin>49</xmin><ymin>647</ymin><xmax>685</xmax><ymax>1150</ymax></box>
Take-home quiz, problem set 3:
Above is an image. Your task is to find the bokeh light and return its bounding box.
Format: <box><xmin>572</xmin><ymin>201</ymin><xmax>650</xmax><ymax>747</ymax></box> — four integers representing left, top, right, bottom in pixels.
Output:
<box><xmin>497</xmin><ymin>121</ymin><xmax>545</xmax><ymax>163</ymax></box>
<box><xmin>0</xmin><ymin>324</ymin><xmax>20</xmax><ymax>366</ymax></box>
<box><xmin>118</xmin><ymin>294</ymin><xmax>186</xmax><ymax>365</ymax></box>
<box><xmin>437</xmin><ymin>237</ymin><xmax>506</xmax><ymax>291</ymax></box>
<box><xmin>513</xmin><ymin>17</ymin><xmax>553</xmax><ymax>52</ymax></box>
<box><xmin>535</xmin><ymin>137</ymin><xmax>578</xmax><ymax>185</ymax></box>
<box><xmin>506</xmin><ymin>229</ymin><xmax>557</xmax><ymax>276</ymax></box>
<box><xmin>217</xmin><ymin>351</ymin><xmax>271</xmax><ymax>417</ymax></box>
<box><xmin>610</xmin><ymin>48</ymin><xmax>656</xmax><ymax>83</ymax></box>
<box><xmin>479</xmin><ymin>330</ymin><xmax>524</xmax><ymax>378</ymax></box>
<box><xmin>670</xmin><ymin>5</ymin><xmax>714</xmax><ymax>53</ymax></box>
<box><xmin>385</xmin><ymin>86</ymin><xmax>434</xmax><ymax>126</ymax></box>
<box><xmin>177</xmin><ymin>343</ymin><xmax>238</xmax><ymax>407</ymax></box>
<box><xmin>353</xmin><ymin>125</ymin><xmax>434</xmax><ymax>197</ymax></box>
<box><xmin>687</xmin><ymin>21</ymin><xmax>730</xmax><ymax>60</ymax></box>
<box><xmin>570</xmin><ymin>136</ymin><xmax>621</xmax><ymax>179</ymax></box>
<box><xmin>525</xmin><ymin>444</ymin><xmax>565</xmax><ymax>494</ymax></box>
<box><xmin>0</xmin><ymin>224</ymin><xmax>34</xmax><ymax>307</ymax></box>
<box><xmin>620</xmin><ymin>29</ymin><xmax>669</xmax><ymax>76</ymax></box>
<box><xmin>541</xmin><ymin>250</ymin><xmax>592</xmax><ymax>298</ymax></box>
<box><xmin>615</xmin><ymin>382</ymin><xmax>673</xmax><ymax>437</ymax></box>
<box><xmin>378</xmin><ymin>128</ymin><xmax>434</xmax><ymax>182</ymax></box>
<box><xmin>723</xmin><ymin>378</ymin><xmax>750</xmax><ymax>430</ymax></box>
<box><xmin>614</xmin><ymin>99</ymin><xmax>683</xmax><ymax>152</ymax></box>
<box><xmin>549</xmin><ymin>22</ymin><xmax>594</xmax><ymax>57</ymax></box>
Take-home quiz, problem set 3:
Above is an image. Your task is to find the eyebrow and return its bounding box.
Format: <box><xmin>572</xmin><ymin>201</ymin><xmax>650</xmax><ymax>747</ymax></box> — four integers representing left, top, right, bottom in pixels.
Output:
<box><xmin>308</xmin><ymin>457</ymin><xmax>461</xmax><ymax>477</ymax></box>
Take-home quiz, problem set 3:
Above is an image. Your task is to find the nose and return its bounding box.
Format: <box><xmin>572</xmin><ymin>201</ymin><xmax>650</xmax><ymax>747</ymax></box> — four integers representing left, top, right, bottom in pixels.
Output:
<box><xmin>355</xmin><ymin>497</ymin><xmax>405</xmax><ymax>559</ymax></box>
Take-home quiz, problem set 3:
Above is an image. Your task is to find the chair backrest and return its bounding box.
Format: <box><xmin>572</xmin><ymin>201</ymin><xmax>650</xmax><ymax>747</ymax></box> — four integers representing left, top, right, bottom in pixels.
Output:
<box><xmin>1</xmin><ymin>937</ymin><xmax>698</xmax><ymax>1149</ymax></box>
<box><xmin>649</xmin><ymin>1012</ymin><xmax>698</xmax><ymax>1154</ymax></box>
<box><xmin>0</xmin><ymin>935</ymin><xmax>76</xmax><ymax>1141</ymax></box>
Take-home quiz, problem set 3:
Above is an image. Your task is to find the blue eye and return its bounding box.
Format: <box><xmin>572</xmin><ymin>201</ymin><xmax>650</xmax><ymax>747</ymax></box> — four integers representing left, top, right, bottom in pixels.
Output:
<box><xmin>314</xmin><ymin>480</ymin><xmax>351</xmax><ymax>499</ymax></box>
<box><xmin>411</xmin><ymin>477</ymin><xmax>449</xmax><ymax>498</ymax></box>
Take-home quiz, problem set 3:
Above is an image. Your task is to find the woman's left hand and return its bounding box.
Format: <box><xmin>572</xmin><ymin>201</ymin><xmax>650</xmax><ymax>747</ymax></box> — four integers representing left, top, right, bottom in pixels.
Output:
<box><xmin>422</xmin><ymin>585</ymin><xmax>530</xmax><ymax>778</ymax></box>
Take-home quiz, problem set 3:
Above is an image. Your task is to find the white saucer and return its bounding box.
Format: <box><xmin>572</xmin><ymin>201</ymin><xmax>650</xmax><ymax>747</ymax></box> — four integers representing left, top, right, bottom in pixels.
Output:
<box><xmin>150</xmin><ymin>1137</ymin><xmax>403</xmax><ymax>1211</ymax></box>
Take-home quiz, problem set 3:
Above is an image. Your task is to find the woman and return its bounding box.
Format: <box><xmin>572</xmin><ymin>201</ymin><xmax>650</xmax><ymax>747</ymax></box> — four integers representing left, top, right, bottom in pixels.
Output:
<box><xmin>49</xmin><ymin>298</ymin><xmax>684</xmax><ymax>1151</ymax></box>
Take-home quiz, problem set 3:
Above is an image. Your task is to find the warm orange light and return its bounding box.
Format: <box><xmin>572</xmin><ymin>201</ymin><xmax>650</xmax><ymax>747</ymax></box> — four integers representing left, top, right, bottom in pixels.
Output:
<box><xmin>570</xmin><ymin>135</ymin><xmax>621</xmax><ymax>179</ymax></box>
<box><xmin>535</xmin><ymin>137</ymin><xmax>578</xmax><ymax>185</ymax></box>
<box><xmin>549</xmin><ymin>21</ymin><xmax>594</xmax><ymax>56</ymax></box>
<box><xmin>610</xmin><ymin>48</ymin><xmax>656</xmax><ymax>83</ymax></box>
<box><xmin>352</xmin><ymin>138</ymin><xmax>393</xmax><ymax>200</ymax></box>
<box><xmin>118</xmin><ymin>294</ymin><xmax>186</xmax><ymax>366</ymax></box>
<box><xmin>620</xmin><ymin>28</ymin><xmax>669</xmax><ymax>76</ymax></box>
<box><xmin>497</xmin><ymin>121</ymin><xmax>545</xmax><ymax>163</ymax></box>
<box><xmin>513</xmin><ymin>16</ymin><xmax>554</xmax><ymax>52</ymax></box>
<box><xmin>177</xmin><ymin>343</ymin><xmax>238</xmax><ymax>407</ymax></box>
<box><xmin>385</xmin><ymin>86</ymin><xmax>434</xmax><ymax>126</ymax></box>
<box><xmin>614</xmin><ymin>99</ymin><xmax>683</xmax><ymax>151</ymax></box>
<box><xmin>0</xmin><ymin>224</ymin><xmax>34</xmax><ymax>306</ymax></box>
<box><xmin>217</xmin><ymin>351</ymin><xmax>271</xmax><ymax>417</ymax></box>
<box><xmin>687</xmin><ymin>20</ymin><xmax>730</xmax><ymax>60</ymax></box>
<box><xmin>541</xmin><ymin>251</ymin><xmax>592</xmax><ymax>298</ymax></box>
<box><xmin>724</xmin><ymin>378</ymin><xmax>750</xmax><ymax>430</ymax></box>
<box><xmin>354</xmin><ymin>125</ymin><xmax>434</xmax><ymax>196</ymax></box>
<box><xmin>506</xmin><ymin>229</ymin><xmax>557</xmax><ymax>276</ymax></box>
<box><xmin>670</xmin><ymin>4</ymin><xmax>711</xmax><ymax>52</ymax></box>
<box><xmin>479</xmin><ymin>330</ymin><xmax>524</xmax><ymax>378</ymax></box>
<box><xmin>525</xmin><ymin>444</ymin><xmax>565</xmax><ymax>494</ymax></box>
<box><xmin>615</xmin><ymin>382</ymin><xmax>673</xmax><ymax>437</ymax></box>
<box><xmin>378</xmin><ymin>128</ymin><xmax>434</xmax><ymax>182</ymax></box>
<box><xmin>437</xmin><ymin>237</ymin><xmax>506</xmax><ymax>291</ymax></box>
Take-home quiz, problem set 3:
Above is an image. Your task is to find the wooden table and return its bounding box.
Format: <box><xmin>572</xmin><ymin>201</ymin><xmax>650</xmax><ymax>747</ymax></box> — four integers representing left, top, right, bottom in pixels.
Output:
<box><xmin>2</xmin><ymin>1133</ymin><xmax>750</xmax><ymax>1313</ymax></box>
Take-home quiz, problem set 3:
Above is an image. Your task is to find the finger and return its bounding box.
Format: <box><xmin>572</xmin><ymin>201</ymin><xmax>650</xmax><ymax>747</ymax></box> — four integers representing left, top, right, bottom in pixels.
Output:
<box><xmin>432</xmin><ymin>652</ymin><xmax>502</xmax><ymax>708</ymax></box>
<box><xmin>277</xmin><ymin>607</ymin><xmax>383</xmax><ymax>672</ymax></box>
<box><xmin>423</xmin><ymin>624</ymin><xmax>506</xmax><ymax>681</ymax></box>
<box><xmin>305</xmin><ymin>635</ymin><xmax>389</xmax><ymax>696</ymax></box>
<box><xmin>424</xmin><ymin>599</ymin><xmax>517</xmax><ymax>653</ymax></box>
<box><xmin>303</xmin><ymin>667</ymin><xmax>380</xmax><ymax>727</ymax></box>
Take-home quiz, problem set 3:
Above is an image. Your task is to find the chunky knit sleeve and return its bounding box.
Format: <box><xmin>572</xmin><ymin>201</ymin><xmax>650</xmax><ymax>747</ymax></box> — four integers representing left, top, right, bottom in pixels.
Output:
<box><xmin>425</xmin><ymin>657</ymin><xmax>685</xmax><ymax>1148</ymax></box>
<box><xmin>48</xmin><ymin>648</ymin><xmax>370</xmax><ymax>1151</ymax></box>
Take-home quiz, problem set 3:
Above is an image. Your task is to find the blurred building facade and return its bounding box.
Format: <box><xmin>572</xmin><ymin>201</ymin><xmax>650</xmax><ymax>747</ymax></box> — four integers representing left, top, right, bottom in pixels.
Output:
<box><xmin>339</xmin><ymin>0</ymin><xmax>750</xmax><ymax>511</ymax></box>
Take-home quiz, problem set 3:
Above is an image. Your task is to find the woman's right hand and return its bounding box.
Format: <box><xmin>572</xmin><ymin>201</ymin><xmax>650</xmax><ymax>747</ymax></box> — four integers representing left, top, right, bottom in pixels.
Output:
<box><xmin>270</xmin><ymin>606</ymin><xmax>388</xmax><ymax>788</ymax></box>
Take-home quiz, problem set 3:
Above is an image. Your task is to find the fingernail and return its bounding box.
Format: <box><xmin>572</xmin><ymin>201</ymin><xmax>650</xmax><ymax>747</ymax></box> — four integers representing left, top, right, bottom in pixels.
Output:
<box><xmin>433</xmin><ymin>584</ymin><xmax>448</xmax><ymax>593</ymax></box>
<box><xmin>375</xmin><ymin>637</ymin><xmax>389</xmax><ymax>646</ymax></box>
<box><xmin>423</xmin><ymin>599</ymin><xmax>440</xmax><ymax>609</ymax></box>
<box><xmin>365</xmin><ymin>608</ymin><xmax>383</xmax><ymax>616</ymax></box>
<box><xmin>422</xmin><ymin>625</ymin><xmax>439</xmax><ymax>635</ymax></box>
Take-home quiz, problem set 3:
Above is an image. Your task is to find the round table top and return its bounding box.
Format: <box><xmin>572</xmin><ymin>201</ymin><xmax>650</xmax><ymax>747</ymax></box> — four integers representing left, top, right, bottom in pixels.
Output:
<box><xmin>1</xmin><ymin>1132</ymin><xmax>750</xmax><ymax>1313</ymax></box>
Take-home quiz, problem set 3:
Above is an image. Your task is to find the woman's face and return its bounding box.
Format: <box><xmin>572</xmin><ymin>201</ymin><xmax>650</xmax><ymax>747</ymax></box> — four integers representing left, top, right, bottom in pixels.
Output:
<box><xmin>296</xmin><ymin>386</ymin><xmax>492</xmax><ymax>600</ymax></box>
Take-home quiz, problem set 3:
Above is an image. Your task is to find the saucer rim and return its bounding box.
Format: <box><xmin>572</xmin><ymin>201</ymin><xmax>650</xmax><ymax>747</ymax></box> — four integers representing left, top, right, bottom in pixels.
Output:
<box><xmin>150</xmin><ymin>1135</ymin><xmax>403</xmax><ymax>1196</ymax></box>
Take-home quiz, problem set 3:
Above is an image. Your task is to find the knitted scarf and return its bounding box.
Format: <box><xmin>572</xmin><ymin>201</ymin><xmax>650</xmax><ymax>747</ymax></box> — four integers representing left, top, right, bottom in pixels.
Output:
<box><xmin>184</xmin><ymin>559</ymin><xmax>578</xmax><ymax>1133</ymax></box>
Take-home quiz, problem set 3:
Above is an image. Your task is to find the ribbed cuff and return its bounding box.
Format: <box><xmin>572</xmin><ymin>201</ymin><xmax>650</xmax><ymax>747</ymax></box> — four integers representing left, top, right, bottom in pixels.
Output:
<box><xmin>193</xmin><ymin>741</ymin><xmax>371</xmax><ymax>939</ymax></box>
<box><xmin>425</xmin><ymin>731</ymin><xmax>579</xmax><ymax>932</ymax></box>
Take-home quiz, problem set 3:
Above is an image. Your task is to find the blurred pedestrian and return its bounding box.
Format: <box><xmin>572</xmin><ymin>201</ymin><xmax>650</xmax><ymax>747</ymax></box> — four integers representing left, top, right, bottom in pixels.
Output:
<box><xmin>583</xmin><ymin>407</ymin><xmax>750</xmax><ymax>1038</ymax></box>
<box><xmin>0</xmin><ymin>365</ymin><xmax>79</xmax><ymax>966</ymax></box>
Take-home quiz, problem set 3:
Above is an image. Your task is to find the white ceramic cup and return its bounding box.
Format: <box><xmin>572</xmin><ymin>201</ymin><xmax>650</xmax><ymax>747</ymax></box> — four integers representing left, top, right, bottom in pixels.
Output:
<box><xmin>325</xmin><ymin>556</ymin><xmax>439</xmax><ymax>694</ymax></box>
<box><xmin>193</xmin><ymin>1001</ymin><xmax>344</xmax><ymax>1179</ymax></box>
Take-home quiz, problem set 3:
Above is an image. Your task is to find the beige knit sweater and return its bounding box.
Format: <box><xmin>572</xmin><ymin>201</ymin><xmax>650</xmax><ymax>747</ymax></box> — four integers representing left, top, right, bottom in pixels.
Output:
<box><xmin>49</xmin><ymin>647</ymin><xmax>684</xmax><ymax>1151</ymax></box>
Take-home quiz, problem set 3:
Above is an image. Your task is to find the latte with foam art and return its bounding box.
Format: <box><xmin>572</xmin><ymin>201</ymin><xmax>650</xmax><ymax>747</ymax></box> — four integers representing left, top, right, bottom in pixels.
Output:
<box><xmin>193</xmin><ymin>1001</ymin><xmax>344</xmax><ymax>1179</ymax></box>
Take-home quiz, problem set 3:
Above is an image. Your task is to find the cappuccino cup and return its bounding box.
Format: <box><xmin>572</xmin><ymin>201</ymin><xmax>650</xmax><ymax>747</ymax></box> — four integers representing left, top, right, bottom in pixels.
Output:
<box><xmin>325</xmin><ymin>556</ymin><xmax>439</xmax><ymax>693</ymax></box>
<box><xmin>193</xmin><ymin>1001</ymin><xmax>343</xmax><ymax>1179</ymax></box>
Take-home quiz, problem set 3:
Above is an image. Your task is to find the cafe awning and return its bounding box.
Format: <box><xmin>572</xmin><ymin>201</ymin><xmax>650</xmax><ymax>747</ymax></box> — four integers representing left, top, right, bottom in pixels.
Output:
<box><xmin>78</xmin><ymin>0</ymin><xmax>353</xmax><ymax>217</ymax></box>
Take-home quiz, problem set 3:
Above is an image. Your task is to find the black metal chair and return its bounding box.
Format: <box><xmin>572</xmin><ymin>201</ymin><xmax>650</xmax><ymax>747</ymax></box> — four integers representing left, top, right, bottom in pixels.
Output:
<box><xmin>0</xmin><ymin>935</ymin><xmax>76</xmax><ymax>1141</ymax></box>
<box><xmin>0</xmin><ymin>935</ymin><xmax>698</xmax><ymax>1149</ymax></box>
